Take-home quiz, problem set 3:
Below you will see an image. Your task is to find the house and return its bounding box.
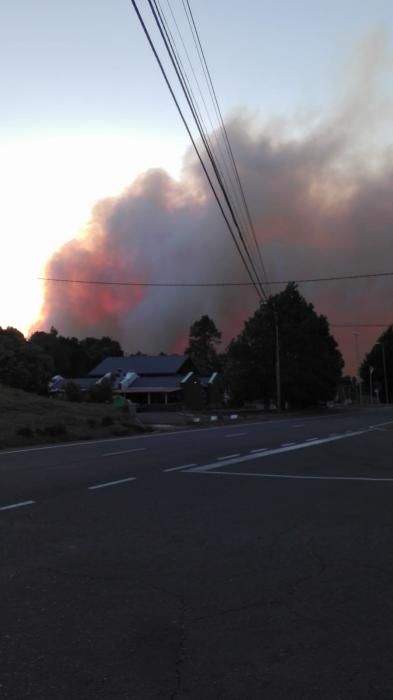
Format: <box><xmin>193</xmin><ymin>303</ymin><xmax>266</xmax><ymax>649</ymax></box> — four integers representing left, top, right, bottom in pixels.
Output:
<box><xmin>88</xmin><ymin>355</ymin><xmax>221</xmax><ymax>410</ymax></box>
<box><xmin>48</xmin><ymin>375</ymin><xmax>102</xmax><ymax>397</ymax></box>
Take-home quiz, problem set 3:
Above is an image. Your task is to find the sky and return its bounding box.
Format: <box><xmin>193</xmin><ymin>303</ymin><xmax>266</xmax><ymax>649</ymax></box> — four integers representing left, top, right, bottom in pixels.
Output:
<box><xmin>1</xmin><ymin>0</ymin><xmax>393</xmax><ymax>370</ymax></box>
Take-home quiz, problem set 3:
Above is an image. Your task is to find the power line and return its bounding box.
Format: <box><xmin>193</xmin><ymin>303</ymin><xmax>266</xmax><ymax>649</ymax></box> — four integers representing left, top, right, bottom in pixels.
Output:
<box><xmin>144</xmin><ymin>0</ymin><xmax>267</xmax><ymax>299</ymax></box>
<box><xmin>181</xmin><ymin>0</ymin><xmax>270</xmax><ymax>294</ymax></box>
<box><xmin>129</xmin><ymin>0</ymin><xmax>264</xmax><ymax>300</ymax></box>
<box><xmin>38</xmin><ymin>270</ymin><xmax>393</xmax><ymax>287</ymax></box>
<box><xmin>331</xmin><ymin>324</ymin><xmax>393</xmax><ymax>329</ymax></box>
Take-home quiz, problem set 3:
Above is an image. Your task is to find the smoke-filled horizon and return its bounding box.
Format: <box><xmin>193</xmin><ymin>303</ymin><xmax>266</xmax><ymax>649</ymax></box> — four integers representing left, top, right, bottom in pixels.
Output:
<box><xmin>32</xmin><ymin>30</ymin><xmax>393</xmax><ymax>373</ymax></box>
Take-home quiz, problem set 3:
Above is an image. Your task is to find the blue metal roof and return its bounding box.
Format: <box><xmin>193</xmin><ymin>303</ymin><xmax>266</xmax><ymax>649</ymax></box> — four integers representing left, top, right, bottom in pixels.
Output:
<box><xmin>89</xmin><ymin>355</ymin><xmax>189</xmax><ymax>377</ymax></box>
<box><xmin>125</xmin><ymin>375</ymin><xmax>184</xmax><ymax>393</ymax></box>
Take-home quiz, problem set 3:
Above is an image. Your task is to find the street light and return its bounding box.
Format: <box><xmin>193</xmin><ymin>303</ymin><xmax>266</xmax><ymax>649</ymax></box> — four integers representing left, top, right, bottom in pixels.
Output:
<box><xmin>376</xmin><ymin>342</ymin><xmax>389</xmax><ymax>404</ymax></box>
<box><xmin>353</xmin><ymin>332</ymin><xmax>363</xmax><ymax>404</ymax></box>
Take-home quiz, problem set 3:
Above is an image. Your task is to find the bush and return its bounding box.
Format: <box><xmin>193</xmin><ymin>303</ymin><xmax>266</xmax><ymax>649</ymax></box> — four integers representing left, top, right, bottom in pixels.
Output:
<box><xmin>101</xmin><ymin>414</ymin><xmax>114</xmax><ymax>427</ymax></box>
<box><xmin>86</xmin><ymin>418</ymin><xmax>97</xmax><ymax>428</ymax></box>
<box><xmin>110</xmin><ymin>426</ymin><xmax>128</xmax><ymax>437</ymax></box>
<box><xmin>65</xmin><ymin>380</ymin><xmax>82</xmax><ymax>402</ymax></box>
<box><xmin>16</xmin><ymin>425</ymin><xmax>33</xmax><ymax>438</ymax></box>
<box><xmin>88</xmin><ymin>378</ymin><xmax>113</xmax><ymax>403</ymax></box>
<box><xmin>43</xmin><ymin>423</ymin><xmax>67</xmax><ymax>437</ymax></box>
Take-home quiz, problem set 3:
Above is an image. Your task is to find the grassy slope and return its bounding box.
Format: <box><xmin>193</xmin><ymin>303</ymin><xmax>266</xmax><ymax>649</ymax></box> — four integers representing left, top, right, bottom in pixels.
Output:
<box><xmin>0</xmin><ymin>384</ymin><xmax>146</xmax><ymax>449</ymax></box>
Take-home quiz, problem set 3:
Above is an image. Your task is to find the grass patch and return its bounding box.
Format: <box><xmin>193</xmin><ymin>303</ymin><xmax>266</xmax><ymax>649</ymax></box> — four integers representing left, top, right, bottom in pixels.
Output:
<box><xmin>0</xmin><ymin>383</ymin><xmax>146</xmax><ymax>449</ymax></box>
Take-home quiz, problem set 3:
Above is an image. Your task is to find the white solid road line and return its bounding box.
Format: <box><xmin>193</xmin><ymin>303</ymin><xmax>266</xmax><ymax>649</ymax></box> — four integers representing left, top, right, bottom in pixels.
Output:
<box><xmin>224</xmin><ymin>432</ymin><xmax>248</xmax><ymax>438</ymax></box>
<box><xmin>103</xmin><ymin>448</ymin><xmax>145</xmax><ymax>457</ymax></box>
<box><xmin>191</xmin><ymin>428</ymin><xmax>374</xmax><ymax>473</ymax></box>
<box><xmin>88</xmin><ymin>477</ymin><xmax>136</xmax><ymax>490</ymax></box>
<box><xmin>194</xmin><ymin>471</ymin><xmax>393</xmax><ymax>483</ymax></box>
<box><xmin>281</xmin><ymin>442</ymin><xmax>296</xmax><ymax>447</ymax></box>
<box><xmin>305</xmin><ymin>437</ymin><xmax>318</xmax><ymax>442</ymax></box>
<box><xmin>4</xmin><ymin>412</ymin><xmax>391</xmax><ymax>457</ymax></box>
<box><xmin>369</xmin><ymin>420</ymin><xmax>393</xmax><ymax>429</ymax></box>
<box><xmin>217</xmin><ymin>454</ymin><xmax>240</xmax><ymax>461</ymax></box>
<box><xmin>250</xmin><ymin>448</ymin><xmax>267</xmax><ymax>453</ymax></box>
<box><xmin>0</xmin><ymin>500</ymin><xmax>35</xmax><ymax>512</ymax></box>
<box><xmin>163</xmin><ymin>463</ymin><xmax>197</xmax><ymax>472</ymax></box>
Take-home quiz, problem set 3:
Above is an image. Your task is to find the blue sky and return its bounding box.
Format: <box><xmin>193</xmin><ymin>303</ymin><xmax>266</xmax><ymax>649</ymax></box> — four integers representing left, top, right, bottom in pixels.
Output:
<box><xmin>2</xmin><ymin>0</ymin><xmax>392</xmax><ymax>136</ymax></box>
<box><xmin>0</xmin><ymin>0</ymin><xmax>392</xmax><ymax>332</ymax></box>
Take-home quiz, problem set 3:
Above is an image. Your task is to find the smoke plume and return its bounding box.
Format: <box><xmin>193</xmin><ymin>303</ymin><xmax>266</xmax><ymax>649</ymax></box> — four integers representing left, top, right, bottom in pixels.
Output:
<box><xmin>33</xmin><ymin>30</ymin><xmax>393</xmax><ymax>371</ymax></box>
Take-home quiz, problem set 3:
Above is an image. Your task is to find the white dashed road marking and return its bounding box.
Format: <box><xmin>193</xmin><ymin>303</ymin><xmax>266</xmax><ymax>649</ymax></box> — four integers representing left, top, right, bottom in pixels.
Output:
<box><xmin>0</xmin><ymin>500</ymin><xmax>35</xmax><ymax>512</ymax></box>
<box><xmin>103</xmin><ymin>448</ymin><xmax>145</xmax><ymax>457</ymax></box>
<box><xmin>88</xmin><ymin>477</ymin><xmax>136</xmax><ymax>490</ymax></box>
<box><xmin>224</xmin><ymin>432</ymin><xmax>248</xmax><ymax>438</ymax></box>
<box><xmin>250</xmin><ymin>448</ymin><xmax>267</xmax><ymax>453</ymax></box>
<box><xmin>190</xmin><ymin>428</ymin><xmax>375</xmax><ymax>473</ymax></box>
<box><xmin>163</xmin><ymin>464</ymin><xmax>197</xmax><ymax>473</ymax></box>
<box><xmin>217</xmin><ymin>454</ymin><xmax>240</xmax><ymax>461</ymax></box>
<box><xmin>281</xmin><ymin>442</ymin><xmax>296</xmax><ymax>447</ymax></box>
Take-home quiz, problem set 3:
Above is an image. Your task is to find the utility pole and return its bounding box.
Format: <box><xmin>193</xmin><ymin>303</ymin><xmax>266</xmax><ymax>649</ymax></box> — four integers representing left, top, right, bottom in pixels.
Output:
<box><xmin>353</xmin><ymin>332</ymin><xmax>362</xmax><ymax>405</ymax></box>
<box><xmin>274</xmin><ymin>311</ymin><xmax>281</xmax><ymax>411</ymax></box>
<box><xmin>369</xmin><ymin>366</ymin><xmax>374</xmax><ymax>404</ymax></box>
<box><xmin>377</xmin><ymin>342</ymin><xmax>389</xmax><ymax>404</ymax></box>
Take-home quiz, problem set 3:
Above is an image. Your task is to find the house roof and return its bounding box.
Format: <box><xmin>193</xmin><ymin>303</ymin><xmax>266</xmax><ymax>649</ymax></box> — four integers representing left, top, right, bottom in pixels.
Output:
<box><xmin>48</xmin><ymin>376</ymin><xmax>99</xmax><ymax>393</ymax></box>
<box><xmin>123</xmin><ymin>375</ymin><xmax>185</xmax><ymax>393</ymax></box>
<box><xmin>74</xmin><ymin>377</ymin><xmax>99</xmax><ymax>390</ymax></box>
<box><xmin>89</xmin><ymin>355</ymin><xmax>189</xmax><ymax>377</ymax></box>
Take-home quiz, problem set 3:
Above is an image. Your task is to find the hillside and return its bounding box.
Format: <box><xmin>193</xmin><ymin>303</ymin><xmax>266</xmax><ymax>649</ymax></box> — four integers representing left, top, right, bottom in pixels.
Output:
<box><xmin>0</xmin><ymin>384</ymin><xmax>146</xmax><ymax>449</ymax></box>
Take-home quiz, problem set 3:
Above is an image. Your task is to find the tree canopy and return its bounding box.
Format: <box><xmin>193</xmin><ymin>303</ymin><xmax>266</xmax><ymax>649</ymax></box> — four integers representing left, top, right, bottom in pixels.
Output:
<box><xmin>225</xmin><ymin>284</ymin><xmax>344</xmax><ymax>408</ymax></box>
<box><xmin>29</xmin><ymin>330</ymin><xmax>123</xmax><ymax>377</ymax></box>
<box><xmin>360</xmin><ymin>326</ymin><xmax>393</xmax><ymax>403</ymax></box>
<box><xmin>185</xmin><ymin>314</ymin><xmax>222</xmax><ymax>375</ymax></box>
<box><xmin>0</xmin><ymin>327</ymin><xmax>54</xmax><ymax>394</ymax></box>
<box><xmin>0</xmin><ymin>327</ymin><xmax>124</xmax><ymax>395</ymax></box>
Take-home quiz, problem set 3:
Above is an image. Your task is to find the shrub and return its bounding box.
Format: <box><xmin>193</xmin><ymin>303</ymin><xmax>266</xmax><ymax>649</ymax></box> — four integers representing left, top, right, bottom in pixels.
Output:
<box><xmin>16</xmin><ymin>425</ymin><xmax>33</xmax><ymax>438</ymax></box>
<box><xmin>86</xmin><ymin>418</ymin><xmax>97</xmax><ymax>428</ymax></box>
<box><xmin>88</xmin><ymin>378</ymin><xmax>113</xmax><ymax>403</ymax></box>
<box><xmin>65</xmin><ymin>380</ymin><xmax>82</xmax><ymax>402</ymax></box>
<box><xmin>43</xmin><ymin>423</ymin><xmax>67</xmax><ymax>437</ymax></box>
<box><xmin>101</xmin><ymin>414</ymin><xmax>114</xmax><ymax>427</ymax></box>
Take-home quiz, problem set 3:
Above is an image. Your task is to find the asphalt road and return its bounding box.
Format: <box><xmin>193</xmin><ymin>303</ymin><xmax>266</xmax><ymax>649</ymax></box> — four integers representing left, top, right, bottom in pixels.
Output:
<box><xmin>2</xmin><ymin>407</ymin><xmax>393</xmax><ymax>699</ymax></box>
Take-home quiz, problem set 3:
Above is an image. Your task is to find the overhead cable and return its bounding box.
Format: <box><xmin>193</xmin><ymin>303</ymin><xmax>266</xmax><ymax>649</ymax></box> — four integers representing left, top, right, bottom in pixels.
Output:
<box><xmin>129</xmin><ymin>0</ymin><xmax>263</xmax><ymax>300</ymax></box>
<box><xmin>145</xmin><ymin>0</ymin><xmax>267</xmax><ymax>298</ymax></box>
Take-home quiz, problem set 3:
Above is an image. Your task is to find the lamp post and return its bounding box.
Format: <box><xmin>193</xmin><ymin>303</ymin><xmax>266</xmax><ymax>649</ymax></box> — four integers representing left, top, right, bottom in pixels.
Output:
<box><xmin>353</xmin><ymin>332</ymin><xmax>362</xmax><ymax>404</ymax></box>
<box><xmin>376</xmin><ymin>342</ymin><xmax>389</xmax><ymax>404</ymax></box>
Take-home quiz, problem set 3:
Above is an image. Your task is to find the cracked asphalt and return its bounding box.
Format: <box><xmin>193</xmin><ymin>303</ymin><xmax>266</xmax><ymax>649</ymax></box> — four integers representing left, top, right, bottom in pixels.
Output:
<box><xmin>1</xmin><ymin>407</ymin><xmax>393</xmax><ymax>699</ymax></box>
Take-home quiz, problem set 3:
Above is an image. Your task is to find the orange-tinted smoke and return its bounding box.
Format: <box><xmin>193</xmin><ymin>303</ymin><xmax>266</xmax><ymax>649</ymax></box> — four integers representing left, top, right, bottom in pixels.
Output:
<box><xmin>32</xmin><ymin>109</ymin><xmax>393</xmax><ymax>371</ymax></box>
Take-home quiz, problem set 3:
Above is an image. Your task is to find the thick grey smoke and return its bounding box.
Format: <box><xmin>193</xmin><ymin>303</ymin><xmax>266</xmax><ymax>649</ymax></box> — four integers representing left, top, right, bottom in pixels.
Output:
<box><xmin>33</xmin><ymin>29</ymin><xmax>393</xmax><ymax>370</ymax></box>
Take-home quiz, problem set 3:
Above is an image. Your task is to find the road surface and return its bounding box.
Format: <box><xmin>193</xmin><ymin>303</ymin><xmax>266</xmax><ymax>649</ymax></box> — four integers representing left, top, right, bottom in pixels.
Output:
<box><xmin>1</xmin><ymin>407</ymin><xmax>393</xmax><ymax>699</ymax></box>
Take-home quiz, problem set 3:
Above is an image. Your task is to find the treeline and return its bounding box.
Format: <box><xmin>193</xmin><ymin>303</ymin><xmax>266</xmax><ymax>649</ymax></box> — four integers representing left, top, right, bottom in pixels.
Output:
<box><xmin>186</xmin><ymin>284</ymin><xmax>344</xmax><ymax>408</ymax></box>
<box><xmin>1</xmin><ymin>284</ymin><xmax>348</xmax><ymax>407</ymax></box>
<box><xmin>0</xmin><ymin>327</ymin><xmax>123</xmax><ymax>394</ymax></box>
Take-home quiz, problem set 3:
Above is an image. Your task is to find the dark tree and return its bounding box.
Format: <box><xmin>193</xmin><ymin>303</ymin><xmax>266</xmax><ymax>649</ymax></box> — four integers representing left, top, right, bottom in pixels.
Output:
<box><xmin>360</xmin><ymin>326</ymin><xmax>393</xmax><ymax>403</ymax></box>
<box><xmin>80</xmin><ymin>336</ymin><xmax>123</xmax><ymax>373</ymax></box>
<box><xmin>29</xmin><ymin>331</ymin><xmax>124</xmax><ymax>377</ymax></box>
<box><xmin>0</xmin><ymin>327</ymin><xmax>54</xmax><ymax>394</ymax></box>
<box><xmin>185</xmin><ymin>315</ymin><xmax>222</xmax><ymax>375</ymax></box>
<box><xmin>225</xmin><ymin>284</ymin><xmax>344</xmax><ymax>408</ymax></box>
